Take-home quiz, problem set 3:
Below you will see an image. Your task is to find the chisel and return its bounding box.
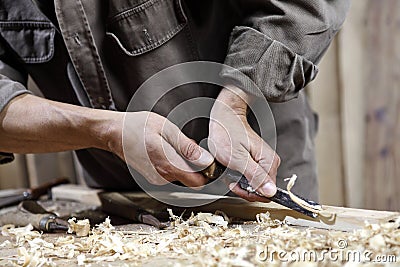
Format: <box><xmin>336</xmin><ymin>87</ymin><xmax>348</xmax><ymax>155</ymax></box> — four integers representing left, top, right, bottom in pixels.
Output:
<box><xmin>0</xmin><ymin>177</ymin><xmax>69</xmax><ymax>209</ymax></box>
<box><xmin>202</xmin><ymin>161</ymin><xmax>322</xmax><ymax>218</ymax></box>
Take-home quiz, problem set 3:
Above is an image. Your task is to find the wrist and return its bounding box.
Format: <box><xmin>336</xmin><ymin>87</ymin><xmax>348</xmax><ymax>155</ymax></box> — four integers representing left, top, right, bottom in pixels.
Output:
<box><xmin>88</xmin><ymin>109</ymin><xmax>124</xmax><ymax>157</ymax></box>
<box><xmin>213</xmin><ymin>85</ymin><xmax>253</xmax><ymax>116</ymax></box>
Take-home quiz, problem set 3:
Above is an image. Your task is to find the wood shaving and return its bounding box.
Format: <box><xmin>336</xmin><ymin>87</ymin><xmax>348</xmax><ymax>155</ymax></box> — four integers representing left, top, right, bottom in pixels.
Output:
<box><xmin>285</xmin><ymin>175</ymin><xmax>335</xmax><ymax>219</ymax></box>
<box><xmin>256</xmin><ymin>212</ymin><xmax>282</xmax><ymax>227</ymax></box>
<box><xmin>0</xmin><ymin>210</ymin><xmax>398</xmax><ymax>266</ymax></box>
<box><xmin>188</xmin><ymin>212</ymin><xmax>228</xmax><ymax>228</ymax></box>
<box><xmin>67</xmin><ymin>218</ymin><xmax>90</xmax><ymax>237</ymax></box>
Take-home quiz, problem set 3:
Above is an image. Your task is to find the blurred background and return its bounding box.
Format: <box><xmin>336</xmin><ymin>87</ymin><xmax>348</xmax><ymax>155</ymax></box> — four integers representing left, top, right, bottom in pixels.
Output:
<box><xmin>0</xmin><ymin>0</ymin><xmax>398</xmax><ymax>211</ymax></box>
<box><xmin>307</xmin><ymin>0</ymin><xmax>399</xmax><ymax>211</ymax></box>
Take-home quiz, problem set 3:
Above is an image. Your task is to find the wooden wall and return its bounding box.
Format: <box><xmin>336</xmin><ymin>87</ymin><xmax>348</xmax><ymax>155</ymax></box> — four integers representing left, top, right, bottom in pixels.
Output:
<box><xmin>309</xmin><ymin>0</ymin><xmax>400</xmax><ymax>211</ymax></box>
<box><xmin>364</xmin><ymin>0</ymin><xmax>400</xmax><ymax>211</ymax></box>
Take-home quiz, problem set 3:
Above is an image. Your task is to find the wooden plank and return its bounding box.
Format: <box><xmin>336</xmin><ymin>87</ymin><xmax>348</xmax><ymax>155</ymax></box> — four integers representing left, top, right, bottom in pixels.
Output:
<box><xmin>364</xmin><ymin>0</ymin><xmax>400</xmax><ymax>211</ymax></box>
<box><xmin>52</xmin><ymin>184</ymin><xmax>102</xmax><ymax>206</ymax></box>
<box><xmin>50</xmin><ymin>184</ymin><xmax>399</xmax><ymax>232</ymax></box>
<box><xmin>122</xmin><ymin>192</ymin><xmax>399</xmax><ymax>232</ymax></box>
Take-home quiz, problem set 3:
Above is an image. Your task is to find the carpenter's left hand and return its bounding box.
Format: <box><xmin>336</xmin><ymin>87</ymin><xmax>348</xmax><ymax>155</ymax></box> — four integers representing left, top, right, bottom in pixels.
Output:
<box><xmin>208</xmin><ymin>86</ymin><xmax>280</xmax><ymax>201</ymax></box>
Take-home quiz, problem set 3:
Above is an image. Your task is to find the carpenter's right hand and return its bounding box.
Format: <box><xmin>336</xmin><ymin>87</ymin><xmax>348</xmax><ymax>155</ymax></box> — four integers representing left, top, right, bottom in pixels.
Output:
<box><xmin>109</xmin><ymin>111</ymin><xmax>214</xmax><ymax>188</ymax></box>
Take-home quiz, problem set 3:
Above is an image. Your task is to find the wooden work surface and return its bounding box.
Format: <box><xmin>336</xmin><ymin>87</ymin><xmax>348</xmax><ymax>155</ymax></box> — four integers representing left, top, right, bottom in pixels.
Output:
<box><xmin>0</xmin><ymin>198</ymin><xmax>398</xmax><ymax>266</ymax></box>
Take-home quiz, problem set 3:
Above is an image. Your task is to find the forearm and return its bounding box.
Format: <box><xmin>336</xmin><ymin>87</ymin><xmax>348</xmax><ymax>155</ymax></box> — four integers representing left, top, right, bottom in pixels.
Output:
<box><xmin>0</xmin><ymin>94</ymin><xmax>123</xmax><ymax>154</ymax></box>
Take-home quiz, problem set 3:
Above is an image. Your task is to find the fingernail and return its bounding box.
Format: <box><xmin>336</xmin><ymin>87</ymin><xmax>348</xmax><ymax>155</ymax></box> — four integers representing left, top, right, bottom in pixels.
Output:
<box><xmin>260</xmin><ymin>182</ymin><xmax>277</xmax><ymax>197</ymax></box>
<box><xmin>198</xmin><ymin>148</ymin><xmax>214</xmax><ymax>165</ymax></box>
<box><xmin>229</xmin><ymin>183</ymin><xmax>236</xmax><ymax>191</ymax></box>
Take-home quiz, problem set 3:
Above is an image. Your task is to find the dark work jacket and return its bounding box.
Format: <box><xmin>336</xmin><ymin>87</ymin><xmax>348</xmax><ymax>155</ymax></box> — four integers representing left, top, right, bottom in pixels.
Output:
<box><xmin>0</xmin><ymin>0</ymin><xmax>350</xmax><ymax>191</ymax></box>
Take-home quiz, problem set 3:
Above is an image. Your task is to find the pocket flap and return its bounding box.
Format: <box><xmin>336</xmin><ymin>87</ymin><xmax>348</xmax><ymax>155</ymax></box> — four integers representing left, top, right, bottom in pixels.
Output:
<box><xmin>0</xmin><ymin>21</ymin><xmax>55</xmax><ymax>64</ymax></box>
<box><xmin>106</xmin><ymin>0</ymin><xmax>187</xmax><ymax>56</ymax></box>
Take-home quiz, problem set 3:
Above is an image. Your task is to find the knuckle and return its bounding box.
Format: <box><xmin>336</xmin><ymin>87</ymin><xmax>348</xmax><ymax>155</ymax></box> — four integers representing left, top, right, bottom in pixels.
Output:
<box><xmin>182</xmin><ymin>141</ymin><xmax>198</xmax><ymax>160</ymax></box>
<box><xmin>274</xmin><ymin>154</ymin><xmax>281</xmax><ymax>166</ymax></box>
<box><xmin>145</xmin><ymin>135</ymin><xmax>161</xmax><ymax>153</ymax></box>
<box><xmin>156</xmin><ymin>164</ymin><xmax>174</xmax><ymax>178</ymax></box>
<box><xmin>147</xmin><ymin>114</ymin><xmax>162</xmax><ymax>129</ymax></box>
<box><xmin>145</xmin><ymin>142</ymin><xmax>157</xmax><ymax>154</ymax></box>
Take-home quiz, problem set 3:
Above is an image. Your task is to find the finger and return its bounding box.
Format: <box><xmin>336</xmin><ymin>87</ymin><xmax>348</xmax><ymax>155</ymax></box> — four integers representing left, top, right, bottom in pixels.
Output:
<box><xmin>256</xmin><ymin>156</ymin><xmax>278</xmax><ymax>184</ymax></box>
<box><xmin>250</xmin><ymin>139</ymin><xmax>280</xmax><ymax>184</ymax></box>
<box><xmin>157</xmin><ymin>139</ymin><xmax>208</xmax><ymax>188</ymax></box>
<box><xmin>161</xmin><ymin>121</ymin><xmax>214</xmax><ymax>168</ymax></box>
<box><xmin>134</xmin><ymin>158</ymin><xmax>171</xmax><ymax>186</ymax></box>
<box><xmin>228</xmin><ymin>183</ymin><xmax>270</xmax><ymax>203</ymax></box>
<box><xmin>268</xmin><ymin>153</ymin><xmax>280</xmax><ymax>182</ymax></box>
<box><xmin>240</xmin><ymin>156</ymin><xmax>277</xmax><ymax>197</ymax></box>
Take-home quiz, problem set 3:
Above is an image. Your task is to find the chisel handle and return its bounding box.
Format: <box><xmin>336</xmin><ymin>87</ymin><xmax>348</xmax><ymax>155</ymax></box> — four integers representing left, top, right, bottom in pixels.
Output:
<box><xmin>0</xmin><ymin>210</ymin><xmax>53</xmax><ymax>230</ymax></box>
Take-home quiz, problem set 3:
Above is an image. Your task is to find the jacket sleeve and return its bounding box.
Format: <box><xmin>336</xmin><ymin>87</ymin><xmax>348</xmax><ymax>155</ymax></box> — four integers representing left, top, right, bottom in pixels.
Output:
<box><xmin>0</xmin><ymin>42</ymin><xmax>30</xmax><ymax>164</ymax></box>
<box><xmin>220</xmin><ymin>0</ymin><xmax>351</xmax><ymax>102</ymax></box>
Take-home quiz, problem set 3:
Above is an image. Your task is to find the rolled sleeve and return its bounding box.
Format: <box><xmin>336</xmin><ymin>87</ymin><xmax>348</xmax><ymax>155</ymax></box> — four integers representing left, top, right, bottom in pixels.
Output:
<box><xmin>0</xmin><ymin>43</ymin><xmax>30</xmax><ymax>164</ymax></box>
<box><xmin>0</xmin><ymin>75</ymin><xmax>28</xmax><ymax>165</ymax></box>
<box><xmin>0</xmin><ymin>74</ymin><xmax>29</xmax><ymax>165</ymax></box>
<box><xmin>0</xmin><ymin>74</ymin><xmax>29</xmax><ymax>113</ymax></box>
<box><xmin>221</xmin><ymin>0</ymin><xmax>351</xmax><ymax>102</ymax></box>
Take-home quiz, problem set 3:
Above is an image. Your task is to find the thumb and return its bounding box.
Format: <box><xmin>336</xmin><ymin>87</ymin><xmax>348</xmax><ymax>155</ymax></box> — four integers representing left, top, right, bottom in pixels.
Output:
<box><xmin>180</xmin><ymin>136</ymin><xmax>215</xmax><ymax>167</ymax></box>
<box><xmin>162</xmin><ymin>122</ymin><xmax>214</xmax><ymax>168</ymax></box>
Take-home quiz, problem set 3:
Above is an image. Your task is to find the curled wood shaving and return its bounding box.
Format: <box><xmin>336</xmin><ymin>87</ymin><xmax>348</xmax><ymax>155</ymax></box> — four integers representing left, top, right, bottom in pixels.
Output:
<box><xmin>285</xmin><ymin>174</ymin><xmax>335</xmax><ymax>219</ymax></box>
<box><xmin>167</xmin><ymin>208</ymin><xmax>181</xmax><ymax>222</ymax></box>
<box><xmin>67</xmin><ymin>218</ymin><xmax>90</xmax><ymax>237</ymax></box>
<box><xmin>256</xmin><ymin>212</ymin><xmax>282</xmax><ymax>227</ymax></box>
<box><xmin>1</xmin><ymin>224</ymin><xmax>41</xmax><ymax>246</ymax></box>
<box><xmin>215</xmin><ymin>210</ymin><xmax>231</xmax><ymax>224</ymax></box>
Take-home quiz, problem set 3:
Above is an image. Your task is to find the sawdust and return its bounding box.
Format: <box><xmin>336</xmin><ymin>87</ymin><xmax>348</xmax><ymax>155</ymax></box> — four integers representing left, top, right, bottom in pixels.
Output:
<box><xmin>0</xmin><ymin>212</ymin><xmax>398</xmax><ymax>266</ymax></box>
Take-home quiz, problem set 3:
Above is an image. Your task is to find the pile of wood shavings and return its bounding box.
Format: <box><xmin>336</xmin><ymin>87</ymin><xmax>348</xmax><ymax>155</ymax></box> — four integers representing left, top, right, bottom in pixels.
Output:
<box><xmin>0</xmin><ymin>212</ymin><xmax>398</xmax><ymax>266</ymax></box>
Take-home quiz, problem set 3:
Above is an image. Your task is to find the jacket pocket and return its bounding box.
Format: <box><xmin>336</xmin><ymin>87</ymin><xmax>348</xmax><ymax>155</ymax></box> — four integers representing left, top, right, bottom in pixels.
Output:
<box><xmin>0</xmin><ymin>21</ymin><xmax>55</xmax><ymax>64</ymax></box>
<box><xmin>106</xmin><ymin>0</ymin><xmax>187</xmax><ymax>56</ymax></box>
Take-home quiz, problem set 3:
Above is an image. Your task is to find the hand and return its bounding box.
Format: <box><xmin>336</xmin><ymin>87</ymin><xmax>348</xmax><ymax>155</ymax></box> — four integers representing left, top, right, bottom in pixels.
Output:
<box><xmin>109</xmin><ymin>111</ymin><xmax>214</xmax><ymax>188</ymax></box>
<box><xmin>208</xmin><ymin>86</ymin><xmax>280</xmax><ymax>200</ymax></box>
<box><xmin>0</xmin><ymin>95</ymin><xmax>213</xmax><ymax>188</ymax></box>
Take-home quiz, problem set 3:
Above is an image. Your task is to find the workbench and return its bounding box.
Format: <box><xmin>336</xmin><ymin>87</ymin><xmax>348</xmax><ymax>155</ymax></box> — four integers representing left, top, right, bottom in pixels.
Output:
<box><xmin>0</xmin><ymin>196</ymin><xmax>398</xmax><ymax>266</ymax></box>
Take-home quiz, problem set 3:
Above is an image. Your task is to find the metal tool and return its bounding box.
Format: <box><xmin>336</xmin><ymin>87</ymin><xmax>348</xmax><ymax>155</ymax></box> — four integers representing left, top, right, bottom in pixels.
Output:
<box><xmin>0</xmin><ymin>200</ymin><xmax>69</xmax><ymax>232</ymax></box>
<box><xmin>99</xmin><ymin>192</ymin><xmax>169</xmax><ymax>229</ymax></box>
<box><xmin>0</xmin><ymin>177</ymin><xmax>70</xmax><ymax>209</ymax></box>
<box><xmin>202</xmin><ymin>161</ymin><xmax>322</xmax><ymax>218</ymax></box>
